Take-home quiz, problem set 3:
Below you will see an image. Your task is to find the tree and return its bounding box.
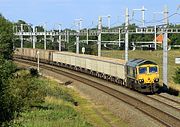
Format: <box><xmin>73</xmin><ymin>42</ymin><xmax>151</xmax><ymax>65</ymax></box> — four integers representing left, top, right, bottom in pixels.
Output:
<box><xmin>0</xmin><ymin>15</ymin><xmax>14</xmax><ymax>59</ymax></box>
<box><xmin>169</xmin><ymin>24</ymin><xmax>180</xmax><ymax>45</ymax></box>
<box><xmin>0</xmin><ymin>58</ymin><xmax>17</xmax><ymax>125</ymax></box>
<box><xmin>0</xmin><ymin>14</ymin><xmax>18</xmax><ymax>125</ymax></box>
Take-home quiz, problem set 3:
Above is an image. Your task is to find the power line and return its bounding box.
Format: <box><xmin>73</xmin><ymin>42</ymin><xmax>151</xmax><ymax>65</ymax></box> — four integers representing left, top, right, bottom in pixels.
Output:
<box><xmin>170</xmin><ymin>22</ymin><xmax>180</xmax><ymax>24</ymax></box>
<box><xmin>145</xmin><ymin>12</ymin><xmax>179</xmax><ymax>24</ymax></box>
<box><xmin>130</xmin><ymin>18</ymin><xmax>142</xmax><ymax>23</ymax></box>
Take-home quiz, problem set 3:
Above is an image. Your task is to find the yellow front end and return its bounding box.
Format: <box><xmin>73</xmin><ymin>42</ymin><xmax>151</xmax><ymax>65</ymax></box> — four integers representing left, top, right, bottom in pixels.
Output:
<box><xmin>136</xmin><ymin>64</ymin><xmax>159</xmax><ymax>92</ymax></box>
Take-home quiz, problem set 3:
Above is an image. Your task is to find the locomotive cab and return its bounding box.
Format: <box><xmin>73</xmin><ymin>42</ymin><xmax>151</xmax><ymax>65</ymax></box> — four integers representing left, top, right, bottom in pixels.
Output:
<box><xmin>126</xmin><ymin>59</ymin><xmax>159</xmax><ymax>93</ymax></box>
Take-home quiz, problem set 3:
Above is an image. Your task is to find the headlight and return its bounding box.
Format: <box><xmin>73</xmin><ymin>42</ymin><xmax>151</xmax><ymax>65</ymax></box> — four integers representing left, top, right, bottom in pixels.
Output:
<box><xmin>154</xmin><ymin>78</ymin><xmax>159</xmax><ymax>82</ymax></box>
<box><xmin>139</xmin><ymin>79</ymin><xmax>144</xmax><ymax>83</ymax></box>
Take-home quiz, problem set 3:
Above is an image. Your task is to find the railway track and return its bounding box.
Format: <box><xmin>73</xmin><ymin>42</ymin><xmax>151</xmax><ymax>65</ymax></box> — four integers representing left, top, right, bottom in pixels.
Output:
<box><xmin>14</xmin><ymin>58</ymin><xmax>180</xmax><ymax>127</ymax></box>
<box><xmin>147</xmin><ymin>94</ymin><xmax>180</xmax><ymax>111</ymax></box>
<box><xmin>92</xmin><ymin>107</ymin><xmax>116</xmax><ymax>127</ymax></box>
<box><xmin>157</xmin><ymin>94</ymin><xmax>180</xmax><ymax>104</ymax></box>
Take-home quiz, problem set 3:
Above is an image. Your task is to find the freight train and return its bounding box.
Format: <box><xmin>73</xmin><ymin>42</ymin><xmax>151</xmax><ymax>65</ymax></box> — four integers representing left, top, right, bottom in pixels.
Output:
<box><xmin>14</xmin><ymin>48</ymin><xmax>160</xmax><ymax>93</ymax></box>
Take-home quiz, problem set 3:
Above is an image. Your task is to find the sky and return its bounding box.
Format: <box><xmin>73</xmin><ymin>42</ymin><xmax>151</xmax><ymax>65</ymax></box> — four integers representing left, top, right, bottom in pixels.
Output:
<box><xmin>0</xmin><ymin>0</ymin><xmax>179</xmax><ymax>29</ymax></box>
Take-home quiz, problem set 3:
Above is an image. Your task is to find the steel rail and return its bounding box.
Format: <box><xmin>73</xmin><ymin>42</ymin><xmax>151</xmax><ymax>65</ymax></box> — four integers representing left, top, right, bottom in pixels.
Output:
<box><xmin>157</xmin><ymin>94</ymin><xmax>180</xmax><ymax>105</ymax></box>
<box><xmin>147</xmin><ymin>95</ymin><xmax>180</xmax><ymax>112</ymax></box>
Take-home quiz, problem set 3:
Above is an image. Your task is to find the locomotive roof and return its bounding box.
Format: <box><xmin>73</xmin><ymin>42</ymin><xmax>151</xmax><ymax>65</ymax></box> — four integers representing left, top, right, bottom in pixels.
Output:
<box><xmin>126</xmin><ymin>59</ymin><xmax>157</xmax><ymax>67</ymax></box>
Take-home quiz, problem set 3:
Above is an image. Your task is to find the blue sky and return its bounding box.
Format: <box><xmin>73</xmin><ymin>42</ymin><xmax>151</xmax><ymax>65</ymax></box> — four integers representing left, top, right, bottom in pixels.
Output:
<box><xmin>0</xmin><ymin>0</ymin><xmax>179</xmax><ymax>29</ymax></box>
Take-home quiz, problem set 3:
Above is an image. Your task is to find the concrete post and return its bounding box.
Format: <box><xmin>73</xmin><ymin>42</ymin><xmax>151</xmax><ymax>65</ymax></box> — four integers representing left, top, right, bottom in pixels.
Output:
<box><xmin>37</xmin><ymin>51</ymin><xmax>39</xmax><ymax>72</ymax></box>
<box><xmin>59</xmin><ymin>24</ymin><xmax>62</xmax><ymax>51</ymax></box>
<box><xmin>44</xmin><ymin>24</ymin><xmax>46</xmax><ymax>50</ymax></box>
<box><xmin>98</xmin><ymin>16</ymin><xmax>102</xmax><ymax>57</ymax></box>
<box><xmin>154</xmin><ymin>25</ymin><xmax>157</xmax><ymax>50</ymax></box>
<box><xmin>118</xmin><ymin>28</ymin><xmax>121</xmax><ymax>47</ymax></box>
<box><xmin>86</xmin><ymin>28</ymin><xmax>89</xmax><ymax>44</ymax></box>
<box><xmin>125</xmin><ymin>8</ymin><xmax>129</xmax><ymax>61</ymax></box>
<box><xmin>163</xmin><ymin>5</ymin><xmax>169</xmax><ymax>88</ymax></box>
<box><xmin>67</xmin><ymin>30</ymin><xmax>69</xmax><ymax>43</ymax></box>
<box><xmin>33</xmin><ymin>26</ymin><xmax>36</xmax><ymax>49</ymax></box>
<box><xmin>20</xmin><ymin>24</ymin><xmax>23</xmax><ymax>48</ymax></box>
<box><xmin>76</xmin><ymin>26</ymin><xmax>80</xmax><ymax>54</ymax></box>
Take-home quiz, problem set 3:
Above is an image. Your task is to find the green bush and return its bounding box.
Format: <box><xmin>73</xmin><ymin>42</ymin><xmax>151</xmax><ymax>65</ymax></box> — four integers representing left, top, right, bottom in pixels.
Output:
<box><xmin>173</xmin><ymin>67</ymin><xmax>180</xmax><ymax>84</ymax></box>
<box><xmin>0</xmin><ymin>67</ymin><xmax>47</xmax><ymax>125</ymax></box>
<box><xmin>12</xmin><ymin>103</ymin><xmax>93</xmax><ymax>127</ymax></box>
<box><xmin>9</xmin><ymin>72</ymin><xmax>47</xmax><ymax>109</ymax></box>
<box><xmin>0</xmin><ymin>14</ymin><xmax>14</xmax><ymax>59</ymax></box>
<box><xmin>46</xmin><ymin>85</ymin><xmax>75</xmax><ymax>103</ymax></box>
<box><xmin>9</xmin><ymin>76</ymin><xmax>93</xmax><ymax>127</ymax></box>
<box><xmin>0</xmin><ymin>58</ymin><xmax>17</xmax><ymax>124</ymax></box>
<box><xmin>0</xmin><ymin>14</ymin><xmax>18</xmax><ymax>125</ymax></box>
<box><xmin>29</xmin><ymin>67</ymin><xmax>39</xmax><ymax>77</ymax></box>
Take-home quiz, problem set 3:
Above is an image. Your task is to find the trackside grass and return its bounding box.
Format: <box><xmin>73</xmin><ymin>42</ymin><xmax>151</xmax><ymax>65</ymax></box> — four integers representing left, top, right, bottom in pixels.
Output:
<box><xmin>12</xmin><ymin>75</ymin><xmax>128</xmax><ymax>127</ymax></box>
<box><xmin>11</xmin><ymin>77</ymin><xmax>93</xmax><ymax>127</ymax></box>
<box><xmin>102</xmin><ymin>50</ymin><xmax>180</xmax><ymax>92</ymax></box>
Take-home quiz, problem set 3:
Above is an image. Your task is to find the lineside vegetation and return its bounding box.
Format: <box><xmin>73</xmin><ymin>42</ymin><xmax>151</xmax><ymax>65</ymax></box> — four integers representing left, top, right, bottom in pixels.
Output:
<box><xmin>9</xmin><ymin>71</ymin><xmax>93</xmax><ymax>127</ymax></box>
<box><xmin>0</xmin><ymin>14</ymin><xmax>93</xmax><ymax>126</ymax></box>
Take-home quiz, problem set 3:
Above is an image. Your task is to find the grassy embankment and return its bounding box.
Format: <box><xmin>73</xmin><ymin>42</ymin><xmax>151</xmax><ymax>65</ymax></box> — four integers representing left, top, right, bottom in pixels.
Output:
<box><xmin>102</xmin><ymin>50</ymin><xmax>180</xmax><ymax>91</ymax></box>
<box><xmin>12</xmin><ymin>70</ymin><xmax>128</xmax><ymax>127</ymax></box>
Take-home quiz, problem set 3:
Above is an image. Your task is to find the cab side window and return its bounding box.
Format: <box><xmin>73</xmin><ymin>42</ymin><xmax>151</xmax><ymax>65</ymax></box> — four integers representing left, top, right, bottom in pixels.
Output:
<box><xmin>127</xmin><ymin>66</ymin><xmax>130</xmax><ymax>75</ymax></box>
<box><xmin>133</xmin><ymin>68</ymin><xmax>136</xmax><ymax>77</ymax></box>
<box><xmin>127</xmin><ymin>66</ymin><xmax>136</xmax><ymax>77</ymax></box>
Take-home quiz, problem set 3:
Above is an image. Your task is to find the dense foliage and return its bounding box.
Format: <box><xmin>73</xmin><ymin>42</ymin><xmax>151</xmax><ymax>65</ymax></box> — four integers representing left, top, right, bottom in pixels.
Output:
<box><xmin>0</xmin><ymin>69</ymin><xmax>47</xmax><ymax>126</ymax></box>
<box><xmin>169</xmin><ymin>24</ymin><xmax>180</xmax><ymax>45</ymax></box>
<box><xmin>0</xmin><ymin>15</ymin><xmax>47</xmax><ymax>126</ymax></box>
<box><xmin>12</xmin><ymin>78</ymin><xmax>93</xmax><ymax>127</ymax></box>
<box><xmin>0</xmin><ymin>14</ymin><xmax>14</xmax><ymax>59</ymax></box>
<box><xmin>0</xmin><ymin>14</ymin><xmax>17</xmax><ymax>125</ymax></box>
<box><xmin>0</xmin><ymin>58</ymin><xmax>17</xmax><ymax>124</ymax></box>
<box><xmin>173</xmin><ymin>67</ymin><xmax>180</xmax><ymax>84</ymax></box>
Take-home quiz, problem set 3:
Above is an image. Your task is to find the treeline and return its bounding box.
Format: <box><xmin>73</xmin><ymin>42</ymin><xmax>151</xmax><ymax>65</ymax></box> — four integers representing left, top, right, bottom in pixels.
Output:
<box><xmin>14</xmin><ymin>20</ymin><xmax>180</xmax><ymax>54</ymax></box>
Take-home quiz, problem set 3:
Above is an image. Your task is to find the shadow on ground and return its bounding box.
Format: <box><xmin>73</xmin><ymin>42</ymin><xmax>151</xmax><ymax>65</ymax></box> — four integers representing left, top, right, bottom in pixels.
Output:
<box><xmin>157</xmin><ymin>84</ymin><xmax>179</xmax><ymax>96</ymax></box>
